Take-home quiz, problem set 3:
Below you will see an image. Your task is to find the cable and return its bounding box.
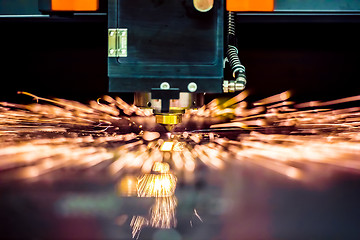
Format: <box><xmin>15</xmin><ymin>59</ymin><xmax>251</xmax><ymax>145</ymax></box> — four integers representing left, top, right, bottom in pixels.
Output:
<box><xmin>226</xmin><ymin>11</ymin><xmax>246</xmax><ymax>90</ymax></box>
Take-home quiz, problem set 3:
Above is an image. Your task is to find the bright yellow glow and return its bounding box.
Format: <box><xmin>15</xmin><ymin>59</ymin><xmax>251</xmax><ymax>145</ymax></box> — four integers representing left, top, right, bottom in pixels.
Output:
<box><xmin>1</xmin><ymin>91</ymin><xmax>360</xmax><ymax>188</ymax></box>
<box><xmin>160</xmin><ymin>141</ymin><xmax>174</xmax><ymax>152</ymax></box>
<box><xmin>152</xmin><ymin>162</ymin><xmax>170</xmax><ymax>173</ymax></box>
<box><xmin>137</xmin><ymin>173</ymin><xmax>177</xmax><ymax>197</ymax></box>
<box><xmin>117</xmin><ymin>175</ymin><xmax>138</xmax><ymax>197</ymax></box>
<box><xmin>286</xmin><ymin>168</ymin><xmax>303</xmax><ymax>180</ymax></box>
<box><xmin>150</xmin><ymin>196</ymin><xmax>177</xmax><ymax>228</ymax></box>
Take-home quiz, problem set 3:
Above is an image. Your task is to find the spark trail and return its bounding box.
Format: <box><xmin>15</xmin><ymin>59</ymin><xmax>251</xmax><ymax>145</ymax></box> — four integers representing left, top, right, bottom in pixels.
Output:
<box><xmin>0</xmin><ymin>91</ymin><xmax>359</xmax><ymax>238</ymax></box>
<box><xmin>0</xmin><ymin>91</ymin><xmax>358</xmax><ymax>181</ymax></box>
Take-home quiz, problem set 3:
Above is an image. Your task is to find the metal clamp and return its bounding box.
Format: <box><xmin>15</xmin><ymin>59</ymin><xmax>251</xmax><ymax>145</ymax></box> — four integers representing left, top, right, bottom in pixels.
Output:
<box><xmin>108</xmin><ymin>28</ymin><xmax>127</xmax><ymax>57</ymax></box>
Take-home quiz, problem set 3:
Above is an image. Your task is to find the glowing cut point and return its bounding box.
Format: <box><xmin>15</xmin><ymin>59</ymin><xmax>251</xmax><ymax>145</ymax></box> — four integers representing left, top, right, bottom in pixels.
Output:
<box><xmin>160</xmin><ymin>141</ymin><xmax>174</xmax><ymax>152</ymax></box>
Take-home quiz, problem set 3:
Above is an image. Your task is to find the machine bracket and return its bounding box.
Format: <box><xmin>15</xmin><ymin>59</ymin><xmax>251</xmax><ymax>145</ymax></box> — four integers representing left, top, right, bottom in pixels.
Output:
<box><xmin>108</xmin><ymin>28</ymin><xmax>127</xmax><ymax>57</ymax></box>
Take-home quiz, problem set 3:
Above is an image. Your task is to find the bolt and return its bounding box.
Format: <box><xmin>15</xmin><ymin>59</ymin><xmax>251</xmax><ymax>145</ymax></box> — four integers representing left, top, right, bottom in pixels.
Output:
<box><xmin>235</xmin><ymin>77</ymin><xmax>246</xmax><ymax>91</ymax></box>
<box><xmin>187</xmin><ymin>82</ymin><xmax>197</xmax><ymax>92</ymax></box>
<box><xmin>235</xmin><ymin>82</ymin><xmax>246</xmax><ymax>91</ymax></box>
<box><xmin>109</xmin><ymin>48</ymin><xmax>115</xmax><ymax>55</ymax></box>
<box><xmin>160</xmin><ymin>82</ymin><xmax>170</xmax><ymax>90</ymax></box>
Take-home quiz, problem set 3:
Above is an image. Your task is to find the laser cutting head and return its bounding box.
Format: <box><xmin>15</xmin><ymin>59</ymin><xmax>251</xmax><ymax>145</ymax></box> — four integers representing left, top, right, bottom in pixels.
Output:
<box><xmin>108</xmin><ymin>0</ymin><xmax>225</xmax><ymax>124</ymax></box>
<box><xmin>107</xmin><ymin>0</ymin><xmax>247</xmax><ymax>131</ymax></box>
<box><xmin>134</xmin><ymin>91</ymin><xmax>204</xmax><ymax>131</ymax></box>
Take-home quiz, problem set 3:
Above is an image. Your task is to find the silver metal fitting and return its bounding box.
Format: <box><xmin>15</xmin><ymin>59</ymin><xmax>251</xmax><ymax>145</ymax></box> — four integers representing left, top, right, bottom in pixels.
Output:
<box><xmin>235</xmin><ymin>76</ymin><xmax>246</xmax><ymax>91</ymax></box>
<box><xmin>223</xmin><ymin>79</ymin><xmax>246</xmax><ymax>93</ymax></box>
<box><xmin>134</xmin><ymin>92</ymin><xmax>204</xmax><ymax>112</ymax></box>
<box><xmin>187</xmin><ymin>82</ymin><xmax>197</xmax><ymax>92</ymax></box>
<box><xmin>160</xmin><ymin>82</ymin><xmax>170</xmax><ymax>90</ymax></box>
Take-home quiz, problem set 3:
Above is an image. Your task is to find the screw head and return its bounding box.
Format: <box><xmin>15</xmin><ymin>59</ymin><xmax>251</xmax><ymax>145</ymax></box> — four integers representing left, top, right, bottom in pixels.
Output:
<box><xmin>109</xmin><ymin>48</ymin><xmax>115</xmax><ymax>55</ymax></box>
<box><xmin>160</xmin><ymin>82</ymin><xmax>170</xmax><ymax>89</ymax></box>
<box><xmin>187</xmin><ymin>82</ymin><xmax>197</xmax><ymax>92</ymax></box>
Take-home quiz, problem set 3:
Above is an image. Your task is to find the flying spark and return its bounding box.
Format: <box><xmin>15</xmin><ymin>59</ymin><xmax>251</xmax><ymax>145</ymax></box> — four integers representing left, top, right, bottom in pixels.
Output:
<box><xmin>0</xmin><ymin>91</ymin><xmax>359</xmax><ymax>238</ymax></box>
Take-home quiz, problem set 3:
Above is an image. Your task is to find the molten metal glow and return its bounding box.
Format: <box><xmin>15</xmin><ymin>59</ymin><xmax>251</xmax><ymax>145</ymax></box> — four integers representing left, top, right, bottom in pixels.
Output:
<box><xmin>160</xmin><ymin>141</ymin><xmax>174</xmax><ymax>152</ymax></box>
<box><xmin>137</xmin><ymin>172</ymin><xmax>177</xmax><ymax>197</ymax></box>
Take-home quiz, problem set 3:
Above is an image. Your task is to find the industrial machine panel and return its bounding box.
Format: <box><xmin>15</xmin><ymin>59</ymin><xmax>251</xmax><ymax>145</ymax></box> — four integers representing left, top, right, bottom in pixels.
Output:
<box><xmin>108</xmin><ymin>0</ymin><xmax>224</xmax><ymax>93</ymax></box>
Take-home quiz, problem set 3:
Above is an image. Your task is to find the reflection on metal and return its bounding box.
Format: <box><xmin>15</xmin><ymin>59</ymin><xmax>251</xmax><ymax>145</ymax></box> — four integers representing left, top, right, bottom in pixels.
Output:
<box><xmin>155</xmin><ymin>113</ymin><xmax>183</xmax><ymax>132</ymax></box>
<box><xmin>118</xmin><ymin>161</ymin><xmax>178</xmax><ymax>239</ymax></box>
<box><xmin>138</xmin><ymin>173</ymin><xmax>176</xmax><ymax>197</ymax></box>
<box><xmin>57</xmin><ymin>193</ymin><xmax>119</xmax><ymax>217</ymax></box>
<box><xmin>194</xmin><ymin>209</ymin><xmax>203</xmax><ymax>222</ymax></box>
<box><xmin>117</xmin><ymin>175</ymin><xmax>138</xmax><ymax>197</ymax></box>
<box><xmin>108</xmin><ymin>28</ymin><xmax>127</xmax><ymax>57</ymax></box>
<box><xmin>137</xmin><ymin>162</ymin><xmax>177</xmax><ymax>198</ymax></box>
<box><xmin>1</xmin><ymin>91</ymin><xmax>360</xmax><ymax>238</ymax></box>
<box><xmin>155</xmin><ymin>114</ymin><xmax>182</xmax><ymax>125</ymax></box>
<box><xmin>130</xmin><ymin>216</ymin><xmax>149</xmax><ymax>239</ymax></box>
<box><xmin>130</xmin><ymin>196</ymin><xmax>178</xmax><ymax>238</ymax></box>
<box><xmin>150</xmin><ymin>196</ymin><xmax>178</xmax><ymax>228</ymax></box>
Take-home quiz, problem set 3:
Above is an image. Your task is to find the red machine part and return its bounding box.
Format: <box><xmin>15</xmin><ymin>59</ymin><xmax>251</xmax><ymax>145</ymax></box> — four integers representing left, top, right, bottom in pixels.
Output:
<box><xmin>51</xmin><ymin>0</ymin><xmax>99</xmax><ymax>11</ymax></box>
<box><xmin>227</xmin><ymin>0</ymin><xmax>274</xmax><ymax>12</ymax></box>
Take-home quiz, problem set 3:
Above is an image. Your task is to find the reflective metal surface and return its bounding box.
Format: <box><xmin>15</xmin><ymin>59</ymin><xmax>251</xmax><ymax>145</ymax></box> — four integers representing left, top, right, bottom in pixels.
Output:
<box><xmin>0</xmin><ymin>92</ymin><xmax>359</xmax><ymax>239</ymax></box>
<box><xmin>1</xmin><ymin>148</ymin><xmax>360</xmax><ymax>239</ymax></box>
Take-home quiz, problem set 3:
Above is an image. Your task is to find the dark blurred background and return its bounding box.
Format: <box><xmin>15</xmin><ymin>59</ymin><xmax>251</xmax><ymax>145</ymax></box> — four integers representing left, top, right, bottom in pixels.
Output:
<box><xmin>1</xmin><ymin>2</ymin><xmax>360</xmax><ymax>240</ymax></box>
<box><xmin>0</xmin><ymin>0</ymin><xmax>359</xmax><ymax>103</ymax></box>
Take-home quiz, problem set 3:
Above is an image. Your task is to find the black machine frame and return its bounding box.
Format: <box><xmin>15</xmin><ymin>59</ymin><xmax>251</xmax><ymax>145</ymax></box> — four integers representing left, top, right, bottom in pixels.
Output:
<box><xmin>107</xmin><ymin>0</ymin><xmax>224</xmax><ymax>93</ymax></box>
